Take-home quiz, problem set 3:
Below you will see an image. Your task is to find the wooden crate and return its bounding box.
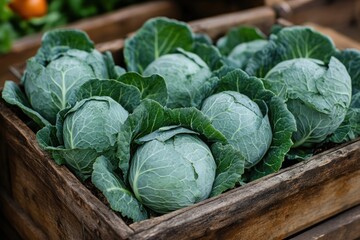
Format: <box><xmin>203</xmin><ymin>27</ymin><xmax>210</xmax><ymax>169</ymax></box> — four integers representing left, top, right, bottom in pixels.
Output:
<box><xmin>273</xmin><ymin>0</ymin><xmax>360</xmax><ymax>42</ymax></box>
<box><xmin>173</xmin><ymin>0</ymin><xmax>267</xmax><ymax>19</ymax></box>
<box><xmin>1</xmin><ymin>6</ymin><xmax>360</xmax><ymax>239</ymax></box>
<box><xmin>290</xmin><ymin>205</ymin><xmax>360</xmax><ymax>239</ymax></box>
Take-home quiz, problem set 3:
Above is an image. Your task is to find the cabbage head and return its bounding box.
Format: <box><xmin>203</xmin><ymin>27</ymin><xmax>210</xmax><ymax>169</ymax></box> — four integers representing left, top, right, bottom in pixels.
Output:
<box><xmin>129</xmin><ymin>128</ymin><xmax>216</xmax><ymax>214</ymax></box>
<box><xmin>62</xmin><ymin>96</ymin><xmax>128</xmax><ymax>151</ymax></box>
<box><xmin>3</xmin><ymin>29</ymin><xmax>123</xmax><ymax>126</ymax></box>
<box><xmin>201</xmin><ymin>91</ymin><xmax>272</xmax><ymax>168</ymax></box>
<box><xmin>37</xmin><ymin>96</ymin><xmax>129</xmax><ymax>179</ymax></box>
<box><xmin>143</xmin><ymin>49</ymin><xmax>213</xmax><ymax>108</ymax></box>
<box><xmin>264</xmin><ymin>57</ymin><xmax>352</xmax><ymax>147</ymax></box>
<box><xmin>227</xmin><ymin>40</ymin><xmax>268</xmax><ymax>69</ymax></box>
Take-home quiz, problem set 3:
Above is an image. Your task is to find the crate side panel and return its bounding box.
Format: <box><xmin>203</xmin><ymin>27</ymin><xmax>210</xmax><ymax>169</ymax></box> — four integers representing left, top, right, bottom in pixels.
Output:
<box><xmin>291</xmin><ymin>204</ymin><xmax>360</xmax><ymax>240</ymax></box>
<box><xmin>8</xmin><ymin>146</ymin><xmax>90</xmax><ymax>240</ymax></box>
<box><xmin>0</xmin><ymin>100</ymin><xmax>133</xmax><ymax>239</ymax></box>
<box><xmin>216</xmin><ymin>169</ymin><xmax>360</xmax><ymax>240</ymax></box>
<box><xmin>276</xmin><ymin>0</ymin><xmax>357</xmax><ymax>31</ymax></box>
<box><xmin>189</xmin><ymin>6</ymin><xmax>276</xmax><ymax>39</ymax></box>
<box><xmin>130</xmin><ymin>140</ymin><xmax>360</xmax><ymax>239</ymax></box>
<box><xmin>0</xmin><ymin>128</ymin><xmax>11</xmax><ymax>193</ymax></box>
<box><xmin>0</xmin><ymin>191</ymin><xmax>48</xmax><ymax>240</ymax></box>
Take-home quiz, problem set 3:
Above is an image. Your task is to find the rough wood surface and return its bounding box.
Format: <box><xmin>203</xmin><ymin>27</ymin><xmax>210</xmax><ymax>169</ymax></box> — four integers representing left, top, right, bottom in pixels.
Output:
<box><xmin>0</xmin><ymin>0</ymin><xmax>180</xmax><ymax>87</ymax></box>
<box><xmin>290</xmin><ymin>205</ymin><xmax>360</xmax><ymax>240</ymax></box>
<box><xmin>1</xmin><ymin>6</ymin><xmax>360</xmax><ymax>239</ymax></box>
<box><xmin>177</xmin><ymin>0</ymin><xmax>266</xmax><ymax>19</ymax></box>
<box><xmin>0</xmin><ymin>101</ymin><xmax>134</xmax><ymax>240</ymax></box>
<box><xmin>0</xmin><ymin>191</ymin><xmax>47</xmax><ymax>239</ymax></box>
<box><xmin>0</xmin><ymin>204</ymin><xmax>22</xmax><ymax>240</ymax></box>
<box><xmin>274</xmin><ymin>0</ymin><xmax>360</xmax><ymax>40</ymax></box>
<box><xmin>129</xmin><ymin>140</ymin><xmax>360</xmax><ymax>239</ymax></box>
<box><xmin>189</xmin><ymin>6</ymin><xmax>275</xmax><ymax>38</ymax></box>
<box><xmin>275</xmin><ymin>0</ymin><xmax>356</xmax><ymax>25</ymax></box>
<box><xmin>274</xmin><ymin>0</ymin><xmax>360</xmax><ymax>43</ymax></box>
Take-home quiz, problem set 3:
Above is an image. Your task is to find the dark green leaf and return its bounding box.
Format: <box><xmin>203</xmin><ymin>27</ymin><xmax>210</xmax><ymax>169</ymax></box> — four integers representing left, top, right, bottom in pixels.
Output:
<box><xmin>37</xmin><ymin>125</ymin><xmax>100</xmax><ymax>180</ymax></box>
<box><xmin>246</xmin><ymin>26</ymin><xmax>337</xmax><ymax>77</ymax></box>
<box><xmin>36</xmin><ymin>29</ymin><xmax>94</xmax><ymax>63</ymax></box>
<box><xmin>76</xmin><ymin>79</ymin><xmax>141</xmax><ymax>112</ymax></box>
<box><xmin>217</xmin><ymin>26</ymin><xmax>266</xmax><ymax>55</ymax></box>
<box><xmin>227</xmin><ymin>40</ymin><xmax>268</xmax><ymax>69</ymax></box>
<box><xmin>286</xmin><ymin>148</ymin><xmax>314</xmax><ymax>161</ymax></box>
<box><xmin>246</xmin><ymin>97</ymin><xmax>296</xmax><ymax>181</ymax></box>
<box><xmin>124</xmin><ymin>17</ymin><xmax>193</xmax><ymax>73</ymax></box>
<box><xmin>192</xmin><ymin>42</ymin><xmax>224</xmax><ymax>71</ymax></box>
<box><xmin>24</xmin><ymin>56</ymin><xmax>97</xmax><ymax>124</ymax></box>
<box><xmin>103</xmin><ymin>51</ymin><xmax>126</xmax><ymax>79</ymax></box>
<box><xmin>192</xmin><ymin>32</ymin><xmax>212</xmax><ymax>45</ymax></box>
<box><xmin>215</xmin><ymin>69</ymin><xmax>274</xmax><ymax>102</ymax></box>
<box><xmin>352</xmin><ymin>92</ymin><xmax>360</xmax><ymax>108</ymax></box>
<box><xmin>167</xmin><ymin>107</ymin><xmax>227</xmax><ymax>143</ymax></box>
<box><xmin>117</xmin><ymin>99</ymin><xmax>227</xmax><ymax>180</ymax></box>
<box><xmin>210</xmin><ymin>143</ymin><xmax>245</xmax><ymax>197</ymax></box>
<box><xmin>2</xmin><ymin>81</ymin><xmax>50</xmax><ymax>127</ymax></box>
<box><xmin>213</xmin><ymin>70</ymin><xmax>296</xmax><ymax>180</ymax></box>
<box><xmin>117</xmin><ymin>100</ymin><xmax>170</xmax><ymax>180</ymax></box>
<box><xmin>328</xmin><ymin>108</ymin><xmax>360</xmax><ymax>143</ymax></box>
<box><xmin>336</xmin><ymin>48</ymin><xmax>360</xmax><ymax>95</ymax></box>
<box><xmin>135</xmin><ymin>126</ymin><xmax>198</xmax><ymax>144</ymax></box>
<box><xmin>118</xmin><ymin>72</ymin><xmax>167</xmax><ymax>106</ymax></box>
<box><xmin>92</xmin><ymin>156</ymin><xmax>148</xmax><ymax>222</ymax></box>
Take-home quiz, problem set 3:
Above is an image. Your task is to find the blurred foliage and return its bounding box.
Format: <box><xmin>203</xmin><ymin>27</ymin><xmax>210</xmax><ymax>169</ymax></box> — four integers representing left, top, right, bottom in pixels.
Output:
<box><xmin>0</xmin><ymin>0</ymin><xmax>141</xmax><ymax>54</ymax></box>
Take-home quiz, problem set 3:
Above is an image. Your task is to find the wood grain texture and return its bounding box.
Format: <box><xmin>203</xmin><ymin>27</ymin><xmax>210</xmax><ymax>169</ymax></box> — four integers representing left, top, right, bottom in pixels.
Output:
<box><xmin>275</xmin><ymin>0</ymin><xmax>359</xmax><ymax>30</ymax></box>
<box><xmin>0</xmin><ymin>101</ymin><xmax>134</xmax><ymax>240</ymax></box>
<box><xmin>273</xmin><ymin>0</ymin><xmax>360</xmax><ymax>43</ymax></box>
<box><xmin>189</xmin><ymin>6</ymin><xmax>276</xmax><ymax>38</ymax></box>
<box><xmin>176</xmin><ymin>0</ymin><xmax>266</xmax><ymax>19</ymax></box>
<box><xmin>129</xmin><ymin>140</ymin><xmax>360</xmax><ymax>239</ymax></box>
<box><xmin>290</xmin><ymin>205</ymin><xmax>360</xmax><ymax>240</ymax></box>
<box><xmin>0</xmin><ymin>191</ymin><xmax>47</xmax><ymax>239</ymax></box>
<box><xmin>0</xmin><ymin>212</ymin><xmax>22</xmax><ymax>240</ymax></box>
<box><xmin>1</xmin><ymin>6</ymin><xmax>360</xmax><ymax>239</ymax></box>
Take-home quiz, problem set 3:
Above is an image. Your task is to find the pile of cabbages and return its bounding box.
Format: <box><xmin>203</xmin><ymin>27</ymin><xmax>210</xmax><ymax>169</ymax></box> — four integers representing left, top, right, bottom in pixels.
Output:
<box><xmin>3</xmin><ymin>17</ymin><xmax>359</xmax><ymax>222</ymax></box>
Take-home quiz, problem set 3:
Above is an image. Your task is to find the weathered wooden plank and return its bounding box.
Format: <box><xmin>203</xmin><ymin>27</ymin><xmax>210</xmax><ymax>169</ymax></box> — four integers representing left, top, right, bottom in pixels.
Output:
<box><xmin>275</xmin><ymin>0</ymin><xmax>358</xmax><ymax>29</ymax></box>
<box><xmin>8</xmin><ymin>147</ymin><xmax>92</xmax><ymax>240</ymax></box>
<box><xmin>265</xmin><ymin>0</ymin><xmax>287</xmax><ymax>5</ymax></box>
<box><xmin>176</xmin><ymin>0</ymin><xmax>266</xmax><ymax>19</ymax></box>
<box><xmin>0</xmin><ymin>100</ymin><xmax>134</xmax><ymax>240</ymax></box>
<box><xmin>1</xmin><ymin>6</ymin><xmax>360</xmax><ymax>239</ymax></box>
<box><xmin>0</xmin><ymin>215</ymin><xmax>22</xmax><ymax>240</ymax></box>
<box><xmin>274</xmin><ymin>0</ymin><xmax>360</xmax><ymax>43</ymax></box>
<box><xmin>0</xmin><ymin>191</ymin><xmax>47</xmax><ymax>239</ymax></box>
<box><xmin>189</xmin><ymin>6</ymin><xmax>276</xmax><ymax>38</ymax></box>
<box><xmin>129</xmin><ymin>140</ymin><xmax>360</xmax><ymax>239</ymax></box>
<box><xmin>290</xmin><ymin>205</ymin><xmax>360</xmax><ymax>240</ymax></box>
<box><xmin>0</xmin><ymin>124</ymin><xmax>10</xmax><ymax>193</ymax></box>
